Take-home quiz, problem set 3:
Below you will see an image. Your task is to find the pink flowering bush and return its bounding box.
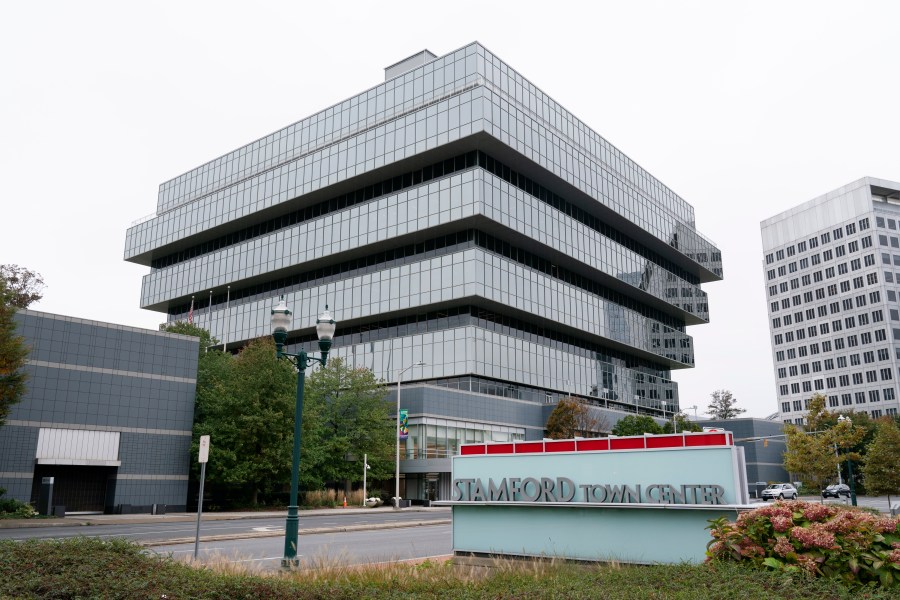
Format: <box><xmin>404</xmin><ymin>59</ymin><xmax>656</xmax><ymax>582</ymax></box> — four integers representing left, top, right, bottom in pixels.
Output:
<box><xmin>707</xmin><ymin>500</ymin><xmax>900</xmax><ymax>588</ymax></box>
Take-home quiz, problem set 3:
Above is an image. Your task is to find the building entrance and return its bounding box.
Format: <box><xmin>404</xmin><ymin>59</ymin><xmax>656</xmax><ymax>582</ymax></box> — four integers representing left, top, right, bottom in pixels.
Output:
<box><xmin>30</xmin><ymin>465</ymin><xmax>117</xmax><ymax>513</ymax></box>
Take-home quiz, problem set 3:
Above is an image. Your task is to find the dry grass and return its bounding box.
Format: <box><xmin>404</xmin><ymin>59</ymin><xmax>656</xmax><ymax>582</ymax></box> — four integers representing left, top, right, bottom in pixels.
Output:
<box><xmin>302</xmin><ymin>488</ymin><xmax>367</xmax><ymax>508</ymax></box>
<box><xmin>192</xmin><ymin>552</ymin><xmax>657</xmax><ymax>588</ymax></box>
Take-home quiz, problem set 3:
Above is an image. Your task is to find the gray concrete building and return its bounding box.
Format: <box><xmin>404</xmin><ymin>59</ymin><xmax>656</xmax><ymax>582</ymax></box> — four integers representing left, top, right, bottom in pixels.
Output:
<box><xmin>0</xmin><ymin>310</ymin><xmax>199</xmax><ymax>513</ymax></box>
<box><xmin>699</xmin><ymin>418</ymin><xmax>790</xmax><ymax>489</ymax></box>
<box><xmin>761</xmin><ymin>178</ymin><xmax>900</xmax><ymax>424</ymax></box>
<box><xmin>124</xmin><ymin>43</ymin><xmax>722</xmax><ymax>501</ymax></box>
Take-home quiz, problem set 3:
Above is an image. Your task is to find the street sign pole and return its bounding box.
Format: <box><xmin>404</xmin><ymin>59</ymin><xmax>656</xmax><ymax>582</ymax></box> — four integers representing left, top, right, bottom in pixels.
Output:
<box><xmin>362</xmin><ymin>453</ymin><xmax>367</xmax><ymax>506</ymax></box>
<box><xmin>193</xmin><ymin>435</ymin><xmax>210</xmax><ymax>560</ymax></box>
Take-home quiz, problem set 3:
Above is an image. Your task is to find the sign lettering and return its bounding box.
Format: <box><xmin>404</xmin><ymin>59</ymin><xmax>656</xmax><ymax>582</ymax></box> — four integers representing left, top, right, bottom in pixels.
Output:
<box><xmin>452</xmin><ymin>476</ymin><xmax>726</xmax><ymax>505</ymax></box>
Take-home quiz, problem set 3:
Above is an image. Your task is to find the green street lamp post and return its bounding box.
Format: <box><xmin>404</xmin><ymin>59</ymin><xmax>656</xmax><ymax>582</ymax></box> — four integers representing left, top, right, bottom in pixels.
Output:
<box><xmin>394</xmin><ymin>361</ymin><xmax>425</xmax><ymax>509</ymax></box>
<box><xmin>846</xmin><ymin>457</ymin><xmax>858</xmax><ymax>507</ymax></box>
<box><xmin>271</xmin><ymin>298</ymin><xmax>336</xmax><ymax>567</ymax></box>
<box><xmin>836</xmin><ymin>415</ymin><xmax>858</xmax><ymax>507</ymax></box>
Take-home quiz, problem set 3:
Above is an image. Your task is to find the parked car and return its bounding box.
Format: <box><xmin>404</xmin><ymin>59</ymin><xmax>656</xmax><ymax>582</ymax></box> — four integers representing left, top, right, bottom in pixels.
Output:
<box><xmin>821</xmin><ymin>483</ymin><xmax>851</xmax><ymax>498</ymax></box>
<box><xmin>761</xmin><ymin>483</ymin><xmax>798</xmax><ymax>500</ymax></box>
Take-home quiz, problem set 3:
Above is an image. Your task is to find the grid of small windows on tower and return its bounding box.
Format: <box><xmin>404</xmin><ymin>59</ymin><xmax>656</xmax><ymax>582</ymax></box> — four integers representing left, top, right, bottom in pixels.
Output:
<box><xmin>770</xmin><ymin>212</ymin><xmax>900</xmax><ymax>406</ymax></box>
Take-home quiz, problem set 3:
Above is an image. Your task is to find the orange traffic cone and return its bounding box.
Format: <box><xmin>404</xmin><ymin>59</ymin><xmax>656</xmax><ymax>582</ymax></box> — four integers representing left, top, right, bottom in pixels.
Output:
<box><xmin>343</xmin><ymin>496</ymin><xmax>347</xmax><ymax>508</ymax></box>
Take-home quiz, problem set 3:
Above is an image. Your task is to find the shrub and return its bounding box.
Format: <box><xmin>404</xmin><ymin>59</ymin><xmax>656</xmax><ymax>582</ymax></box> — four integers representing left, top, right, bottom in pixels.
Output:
<box><xmin>0</xmin><ymin>488</ymin><xmax>36</xmax><ymax>519</ymax></box>
<box><xmin>707</xmin><ymin>500</ymin><xmax>900</xmax><ymax>587</ymax></box>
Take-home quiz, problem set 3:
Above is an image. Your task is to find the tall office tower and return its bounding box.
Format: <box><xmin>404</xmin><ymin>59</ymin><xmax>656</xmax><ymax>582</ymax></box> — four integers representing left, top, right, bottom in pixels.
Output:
<box><xmin>761</xmin><ymin>178</ymin><xmax>900</xmax><ymax>425</ymax></box>
<box><xmin>125</xmin><ymin>44</ymin><xmax>722</xmax><ymax>500</ymax></box>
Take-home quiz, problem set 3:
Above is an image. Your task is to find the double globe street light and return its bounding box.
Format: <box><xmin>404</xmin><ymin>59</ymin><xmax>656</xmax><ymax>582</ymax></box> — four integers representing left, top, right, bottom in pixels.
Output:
<box><xmin>271</xmin><ymin>297</ymin><xmax>336</xmax><ymax>567</ymax></box>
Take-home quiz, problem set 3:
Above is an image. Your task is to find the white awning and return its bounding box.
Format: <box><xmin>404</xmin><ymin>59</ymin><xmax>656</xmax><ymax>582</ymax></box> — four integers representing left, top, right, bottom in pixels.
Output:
<box><xmin>35</xmin><ymin>428</ymin><xmax>121</xmax><ymax>467</ymax></box>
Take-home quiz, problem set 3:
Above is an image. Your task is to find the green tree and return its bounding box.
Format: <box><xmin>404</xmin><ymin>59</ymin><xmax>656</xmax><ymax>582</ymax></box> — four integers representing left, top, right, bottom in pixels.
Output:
<box><xmin>837</xmin><ymin>411</ymin><xmax>878</xmax><ymax>460</ymax></box>
<box><xmin>162</xmin><ymin>322</ymin><xmax>226</xmax><ymax>442</ymax></box>
<box><xmin>0</xmin><ymin>278</ymin><xmax>28</xmax><ymax>427</ymax></box>
<box><xmin>796</xmin><ymin>398</ymin><xmax>877</xmax><ymax>490</ymax></box>
<box><xmin>546</xmin><ymin>398</ymin><xmax>578</xmax><ymax>440</ymax></box>
<box><xmin>706</xmin><ymin>389</ymin><xmax>746</xmax><ymax>419</ymax></box>
<box><xmin>611</xmin><ymin>415</ymin><xmax>662</xmax><ymax>436</ymax></box>
<box><xmin>804</xmin><ymin>393</ymin><xmax>836</xmax><ymax>432</ymax></box>
<box><xmin>783</xmin><ymin>424</ymin><xmax>838</xmax><ymax>491</ymax></box>
<box><xmin>162</xmin><ymin>321</ymin><xmax>218</xmax><ymax>356</ymax></box>
<box><xmin>662</xmin><ymin>413</ymin><xmax>702</xmax><ymax>433</ymax></box>
<box><xmin>861</xmin><ymin>418</ymin><xmax>900</xmax><ymax>506</ymax></box>
<box><xmin>0</xmin><ymin>265</ymin><xmax>45</xmax><ymax>309</ymax></box>
<box><xmin>192</xmin><ymin>337</ymin><xmax>297</xmax><ymax>505</ymax></box>
<box><xmin>545</xmin><ymin>397</ymin><xmax>606</xmax><ymax>439</ymax></box>
<box><xmin>303</xmin><ymin>358</ymin><xmax>392</xmax><ymax>488</ymax></box>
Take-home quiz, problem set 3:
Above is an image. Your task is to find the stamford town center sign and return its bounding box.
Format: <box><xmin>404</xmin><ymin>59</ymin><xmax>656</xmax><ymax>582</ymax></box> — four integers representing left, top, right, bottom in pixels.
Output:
<box><xmin>452</xmin><ymin>477</ymin><xmax>727</xmax><ymax>505</ymax></box>
<box><xmin>435</xmin><ymin>431</ymin><xmax>751</xmax><ymax>564</ymax></box>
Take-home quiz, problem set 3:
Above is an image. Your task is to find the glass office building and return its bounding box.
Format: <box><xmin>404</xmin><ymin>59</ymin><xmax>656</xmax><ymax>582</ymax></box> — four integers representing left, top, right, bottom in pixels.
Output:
<box><xmin>761</xmin><ymin>177</ymin><xmax>900</xmax><ymax>424</ymax></box>
<box><xmin>125</xmin><ymin>44</ymin><xmax>722</xmax><ymax>500</ymax></box>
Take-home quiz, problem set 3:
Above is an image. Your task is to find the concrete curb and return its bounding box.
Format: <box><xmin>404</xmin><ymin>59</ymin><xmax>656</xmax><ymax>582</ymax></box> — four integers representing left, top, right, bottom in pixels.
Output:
<box><xmin>0</xmin><ymin>507</ymin><xmax>447</xmax><ymax>529</ymax></box>
<box><xmin>141</xmin><ymin>519</ymin><xmax>451</xmax><ymax>547</ymax></box>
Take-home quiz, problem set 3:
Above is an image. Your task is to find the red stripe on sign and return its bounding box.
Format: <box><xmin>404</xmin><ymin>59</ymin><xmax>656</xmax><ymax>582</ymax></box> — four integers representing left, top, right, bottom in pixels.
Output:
<box><xmin>576</xmin><ymin>438</ymin><xmax>610</xmax><ymax>451</ymax></box>
<box><xmin>460</xmin><ymin>444</ymin><xmax>486</xmax><ymax>455</ymax></box>
<box><xmin>544</xmin><ymin>440</ymin><xmax>575</xmax><ymax>452</ymax></box>
<box><xmin>645</xmin><ymin>435</ymin><xmax>684</xmax><ymax>448</ymax></box>
<box><xmin>487</xmin><ymin>443</ymin><xmax>515</xmax><ymax>454</ymax></box>
<box><xmin>685</xmin><ymin>433</ymin><xmax>727</xmax><ymax>447</ymax></box>
<box><xmin>514</xmin><ymin>442</ymin><xmax>545</xmax><ymax>453</ymax></box>
<box><xmin>610</xmin><ymin>437</ymin><xmax>646</xmax><ymax>450</ymax></box>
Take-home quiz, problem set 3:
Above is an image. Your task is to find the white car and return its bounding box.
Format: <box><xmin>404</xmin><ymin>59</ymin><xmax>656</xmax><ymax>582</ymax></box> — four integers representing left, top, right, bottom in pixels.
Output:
<box><xmin>761</xmin><ymin>483</ymin><xmax>798</xmax><ymax>500</ymax></box>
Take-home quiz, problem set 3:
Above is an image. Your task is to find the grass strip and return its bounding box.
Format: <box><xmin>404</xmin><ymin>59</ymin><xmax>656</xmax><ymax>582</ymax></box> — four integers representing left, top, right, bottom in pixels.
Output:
<box><xmin>1</xmin><ymin>537</ymin><xmax>894</xmax><ymax>599</ymax></box>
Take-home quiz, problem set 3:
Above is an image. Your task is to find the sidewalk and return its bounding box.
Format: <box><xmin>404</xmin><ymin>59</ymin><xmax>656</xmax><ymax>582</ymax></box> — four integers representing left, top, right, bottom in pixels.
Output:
<box><xmin>0</xmin><ymin>506</ymin><xmax>450</xmax><ymax>529</ymax></box>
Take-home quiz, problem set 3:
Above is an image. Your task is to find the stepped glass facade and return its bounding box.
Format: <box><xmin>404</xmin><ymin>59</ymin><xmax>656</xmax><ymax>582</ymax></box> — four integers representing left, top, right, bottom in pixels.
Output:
<box><xmin>761</xmin><ymin>178</ymin><xmax>900</xmax><ymax>424</ymax></box>
<box><xmin>125</xmin><ymin>44</ymin><xmax>723</xmax><ymax>500</ymax></box>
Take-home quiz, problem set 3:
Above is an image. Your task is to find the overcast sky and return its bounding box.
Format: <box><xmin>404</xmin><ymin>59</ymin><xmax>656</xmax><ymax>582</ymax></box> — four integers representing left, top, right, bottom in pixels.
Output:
<box><xmin>2</xmin><ymin>1</ymin><xmax>899</xmax><ymax>418</ymax></box>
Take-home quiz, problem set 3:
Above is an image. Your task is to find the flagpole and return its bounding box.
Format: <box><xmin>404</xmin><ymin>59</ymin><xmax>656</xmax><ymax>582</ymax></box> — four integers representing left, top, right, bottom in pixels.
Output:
<box><xmin>207</xmin><ymin>290</ymin><xmax>213</xmax><ymax>353</ymax></box>
<box><xmin>224</xmin><ymin>285</ymin><xmax>230</xmax><ymax>354</ymax></box>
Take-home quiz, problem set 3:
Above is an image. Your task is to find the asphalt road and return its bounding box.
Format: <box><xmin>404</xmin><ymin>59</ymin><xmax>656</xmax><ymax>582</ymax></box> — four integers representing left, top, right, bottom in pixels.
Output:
<box><xmin>152</xmin><ymin>523</ymin><xmax>453</xmax><ymax>569</ymax></box>
<box><xmin>0</xmin><ymin>510</ymin><xmax>450</xmax><ymax>543</ymax></box>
